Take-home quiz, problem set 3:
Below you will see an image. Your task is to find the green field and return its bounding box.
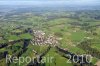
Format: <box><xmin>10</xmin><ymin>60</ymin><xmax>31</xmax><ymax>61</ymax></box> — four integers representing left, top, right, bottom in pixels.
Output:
<box><xmin>0</xmin><ymin>9</ymin><xmax>100</xmax><ymax>66</ymax></box>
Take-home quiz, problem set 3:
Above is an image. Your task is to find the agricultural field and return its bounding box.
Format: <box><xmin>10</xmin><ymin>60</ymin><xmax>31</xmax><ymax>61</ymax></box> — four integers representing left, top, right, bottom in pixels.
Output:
<box><xmin>0</xmin><ymin>4</ymin><xmax>100</xmax><ymax>66</ymax></box>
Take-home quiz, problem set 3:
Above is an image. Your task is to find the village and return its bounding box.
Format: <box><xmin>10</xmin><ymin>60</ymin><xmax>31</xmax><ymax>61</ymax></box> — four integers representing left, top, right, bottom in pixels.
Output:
<box><xmin>31</xmin><ymin>30</ymin><xmax>59</xmax><ymax>46</ymax></box>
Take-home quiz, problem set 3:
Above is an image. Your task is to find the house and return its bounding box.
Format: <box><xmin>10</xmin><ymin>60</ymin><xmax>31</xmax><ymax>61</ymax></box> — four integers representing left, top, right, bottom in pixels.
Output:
<box><xmin>44</xmin><ymin>34</ymin><xmax>59</xmax><ymax>46</ymax></box>
<box><xmin>33</xmin><ymin>30</ymin><xmax>45</xmax><ymax>44</ymax></box>
<box><xmin>32</xmin><ymin>30</ymin><xmax>59</xmax><ymax>46</ymax></box>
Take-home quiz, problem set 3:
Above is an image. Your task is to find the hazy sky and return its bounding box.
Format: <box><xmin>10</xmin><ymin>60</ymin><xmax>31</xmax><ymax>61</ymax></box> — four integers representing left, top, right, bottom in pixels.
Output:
<box><xmin>0</xmin><ymin>0</ymin><xmax>100</xmax><ymax>6</ymax></box>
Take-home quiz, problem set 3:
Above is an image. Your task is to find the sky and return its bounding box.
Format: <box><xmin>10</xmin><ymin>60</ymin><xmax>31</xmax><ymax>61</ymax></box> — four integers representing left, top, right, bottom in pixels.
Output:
<box><xmin>0</xmin><ymin>0</ymin><xmax>100</xmax><ymax>6</ymax></box>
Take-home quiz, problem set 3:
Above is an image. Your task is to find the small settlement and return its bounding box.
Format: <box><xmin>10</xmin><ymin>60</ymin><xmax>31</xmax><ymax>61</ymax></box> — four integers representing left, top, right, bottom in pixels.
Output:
<box><xmin>31</xmin><ymin>30</ymin><xmax>59</xmax><ymax>46</ymax></box>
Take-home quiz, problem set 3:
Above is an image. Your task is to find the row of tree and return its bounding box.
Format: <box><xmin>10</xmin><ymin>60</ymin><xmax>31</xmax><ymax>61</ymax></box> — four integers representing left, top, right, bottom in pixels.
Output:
<box><xmin>78</xmin><ymin>40</ymin><xmax>100</xmax><ymax>59</ymax></box>
<box><xmin>55</xmin><ymin>46</ymin><xmax>94</xmax><ymax>66</ymax></box>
